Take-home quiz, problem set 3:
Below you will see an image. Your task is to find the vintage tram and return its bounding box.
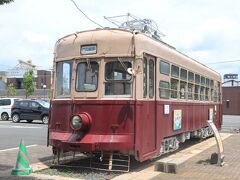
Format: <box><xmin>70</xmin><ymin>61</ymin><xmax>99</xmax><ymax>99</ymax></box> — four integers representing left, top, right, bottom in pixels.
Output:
<box><xmin>48</xmin><ymin>27</ymin><xmax>222</xmax><ymax>170</ymax></box>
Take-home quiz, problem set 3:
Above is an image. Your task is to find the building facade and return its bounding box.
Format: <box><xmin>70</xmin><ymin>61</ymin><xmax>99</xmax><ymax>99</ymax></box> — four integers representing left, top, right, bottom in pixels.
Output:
<box><xmin>222</xmin><ymin>86</ymin><xmax>240</xmax><ymax>115</ymax></box>
<box><xmin>6</xmin><ymin>59</ymin><xmax>51</xmax><ymax>89</ymax></box>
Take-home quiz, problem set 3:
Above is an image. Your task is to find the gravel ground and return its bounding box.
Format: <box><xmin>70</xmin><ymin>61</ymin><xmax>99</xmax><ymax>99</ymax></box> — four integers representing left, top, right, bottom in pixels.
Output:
<box><xmin>38</xmin><ymin>167</ymin><xmax>122</xmax><ymax>180</ymax></box>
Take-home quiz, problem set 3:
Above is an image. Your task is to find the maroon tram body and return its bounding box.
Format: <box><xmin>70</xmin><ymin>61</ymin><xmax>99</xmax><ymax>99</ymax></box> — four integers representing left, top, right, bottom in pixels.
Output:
<box><xmin>48</xmin><ymin>28</ymin><xmax>222</xmax><ymax>163</ymax></box>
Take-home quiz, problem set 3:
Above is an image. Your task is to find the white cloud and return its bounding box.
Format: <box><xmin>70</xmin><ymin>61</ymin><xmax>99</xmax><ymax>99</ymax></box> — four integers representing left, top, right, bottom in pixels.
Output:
<box><xmin>23</xmin><ymin>31</ymin><xmax>50</xmax><ymax>43</ymax></box>
<box><xmin>0</xmin><ymin>0</ymin><xmax>240</xmax><ymax>78</ymax></box>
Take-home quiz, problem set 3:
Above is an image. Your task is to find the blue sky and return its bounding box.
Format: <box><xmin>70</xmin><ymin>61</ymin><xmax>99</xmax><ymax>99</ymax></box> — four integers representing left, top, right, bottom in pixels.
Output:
<box><xmin>0</xmin><ymin>0</ymin><xmax>240</xmax><ymax>78</ymax></box>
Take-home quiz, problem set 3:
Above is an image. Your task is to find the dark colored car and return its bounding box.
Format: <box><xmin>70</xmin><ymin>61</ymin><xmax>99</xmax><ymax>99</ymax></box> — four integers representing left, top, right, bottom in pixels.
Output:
<box><xmin>11</xmin><ymin>99</ymin><xmax>50</xmax><ymax>124</ymax></box>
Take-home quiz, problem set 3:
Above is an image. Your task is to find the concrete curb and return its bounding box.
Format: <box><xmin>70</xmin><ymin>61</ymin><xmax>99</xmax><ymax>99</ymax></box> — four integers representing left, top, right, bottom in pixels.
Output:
<box><xmin>113</xmin><ymin>133</ymin><xmax>232</xmax><ymax>180</ymax></box>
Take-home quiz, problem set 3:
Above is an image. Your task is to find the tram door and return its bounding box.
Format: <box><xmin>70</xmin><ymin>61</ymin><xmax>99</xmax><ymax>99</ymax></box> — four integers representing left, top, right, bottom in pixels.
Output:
<box><xmin>140</xmin><ymin>54</ymin><xmax>157</xmax><ymax>158</ymax></box>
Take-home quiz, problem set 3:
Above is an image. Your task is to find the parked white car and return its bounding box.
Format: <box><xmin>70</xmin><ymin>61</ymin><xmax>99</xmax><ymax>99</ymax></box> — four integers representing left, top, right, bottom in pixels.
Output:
<box><xmin>0</xmin><ymin>98</ymin><xmax>19</xmax><ymax>121</ymax></box>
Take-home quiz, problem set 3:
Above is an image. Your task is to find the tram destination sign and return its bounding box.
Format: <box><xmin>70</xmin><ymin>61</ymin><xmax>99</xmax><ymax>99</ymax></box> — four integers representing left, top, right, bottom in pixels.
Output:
<box><xmin>223</xmin><ymin>74</ymin><xmax>238</xmax><ymax>79</ymax></box>
<box><xmin>81</xmin><ymin>44</ymin><xmax>97</xmax><ymax>55</ymax></box>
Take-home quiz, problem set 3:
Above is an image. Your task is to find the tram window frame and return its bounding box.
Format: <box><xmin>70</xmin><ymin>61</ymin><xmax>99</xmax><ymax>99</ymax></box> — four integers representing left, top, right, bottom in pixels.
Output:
<box><xmin>159</xmin><ymin>81</ymin><xmax>170</xmax><ymax>99</ymax></box>
<box><xmin>171</xmin><ymin>78</ymin><xmax>178</xmax><ymax>99</ymax></box>
<box><xmin>195</xmin><ymin>74</ymin><xmax>200</xmax><ymax>84</ymax></box>
<box><xmin>180</xmin><ymin>68</ymin><xmax>187</xmax><ymax>80</ymax></box>
<box><xmin>201</xmin><ymin>76</ymin><xmax>206</xmax><ymax>85</ymax></box>
<box><xmin>104</xmin><ymin>59</ymin><xmax>132</xmax><ymax>96</ymax></box>
<box><xmin>200</xmin><ymin>86</ymin><xmax>205</xmax><ymax>101</ymax></box>
<box><xmin>180</xmin><ymin>81</ymin><xmax>187</xmax><ymax>99</ymax></box>
<box><xmin>194</xmin><ymin>85</ymin><xmax>200</xmax><ymax>100</ymax></box>
<box><xmin>160</xmin><ymin>60</ymin><xmax>170</xmax><ymax>75</ymax></box>
<box><xmin>206</xmin><ymin>78</ymin><xmax>210</xmax><ymax>87</ymax></box>
<box><xmin>56</xmin><ymin>61</ymin><xmax>73</xmax><ymax>97</ymax></box>
<box><xmin>171</xmin><ymin>65</ymin><xmax>179</xmax><ymax>78</ymax></box>
<box><xmin>188</xmin><ymin>71</ymin><xmax>194</xmax><ymax>82</ymax></box>
<box><xmin>211</xmin><ymin>89</ymin><xmax>214</xmax><ymax>101</ymax></box>
<box><xmin>149</xmin><ymin>59</ymin><xmax>154</xmax><ymax>99</ymax></box>
<box><xmin>76</xmin><ymin>61</ymin><xmax>99</xmax><ymax>92</ymax></box>
<box><xmin>143</xmin><ymin>57</ymin><xmax>148</xmax><ymax>98</ymax></box>
<box><xmin>205</xmin><ymin>88</ymin><xmax>209</xmax><ymax>101</ymax></box>
<box><xmin>188</xmin><ymin>83</ymin><xmax>194</xmax><ymax>100</ymax></box>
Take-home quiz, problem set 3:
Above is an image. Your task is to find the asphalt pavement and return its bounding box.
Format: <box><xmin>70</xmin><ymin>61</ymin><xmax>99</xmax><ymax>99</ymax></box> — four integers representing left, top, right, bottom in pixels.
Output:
<box><xmin>0</xmin><ymin>120</ymin><xmax>52</xmax><ymax>178</ymax></box>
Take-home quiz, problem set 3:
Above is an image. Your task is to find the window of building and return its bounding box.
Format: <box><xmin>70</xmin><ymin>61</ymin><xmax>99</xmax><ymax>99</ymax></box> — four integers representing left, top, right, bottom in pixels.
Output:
<box><xmin>180</xmin><ymin>69</ymin><xmax>187</xmax><ymax>80</ymax></box>
<box><xmin>105</xmin><ymin>60</ymin><xmax>132</xmax><ymax>95</ymax></box>
<box><xmin>195</xmin><ymin>74</ymin><xmax>200</xmax><ymax>84</ymax></box>
<box><xmin>159</xmin><ymin>81</ymin><xmax>170</xmax><ymax>99</ymax></box>
<box><xmin>160</xmin><ymin>60</ymin><xmax>170</xmax><ymax>75</ymax></box>
<box><xmin>171</xmin><ymin>65</ymin><xmax>179</xmax><ymax>78</ymax></box>
<box><xmin>171</xmin><ymin>78</ymin><xmax>178</xmax><ymax>99</ymax></box>
<box><xmin>188</xmin><ymin>71</ymin><xmax>194</xmax><ymax>82</ymax></box>
<box><xmin>76</xmin><ymin>61</ymin><xmax>99</xmax><ymax>92</ymax></box>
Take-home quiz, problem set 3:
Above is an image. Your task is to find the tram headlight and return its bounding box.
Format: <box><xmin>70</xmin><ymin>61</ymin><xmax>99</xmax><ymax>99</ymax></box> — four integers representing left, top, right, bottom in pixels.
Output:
<box><xmin>70</xmin><ymin>113</ymin><xmax>91</xmax><ymax>131</ymax></box>
<box><xmin>71</xmin><ymin>115</ymin><xmax>83</xmax><ymax>130</ymax></box>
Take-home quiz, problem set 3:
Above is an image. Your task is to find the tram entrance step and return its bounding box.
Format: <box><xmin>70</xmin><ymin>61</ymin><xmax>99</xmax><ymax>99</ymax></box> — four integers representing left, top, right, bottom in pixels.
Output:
<box><xmin>90</xmin><ymin>152</ymin><xmax>130</xmax><ymax>172</ymax></box>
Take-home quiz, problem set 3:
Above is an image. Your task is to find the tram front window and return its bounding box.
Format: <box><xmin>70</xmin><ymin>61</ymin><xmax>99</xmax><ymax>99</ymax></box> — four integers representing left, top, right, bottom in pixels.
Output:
<box><xmin>56</xmin><ymin>61</ymin><xmax>73</xmax><ymax>96</ymax></box>
<box><xmin>76</xmin><ymin>61</ymin><xmax>99</xmax><ymax>92</ymax></box>
<box><xmin>105</xmin><ymin>60</ymin><xmax>132</xmax><ymax>95</ymax></box>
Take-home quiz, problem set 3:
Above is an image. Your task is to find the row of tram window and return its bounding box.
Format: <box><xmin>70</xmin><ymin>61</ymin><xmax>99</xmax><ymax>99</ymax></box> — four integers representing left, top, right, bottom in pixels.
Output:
<box><xmin>56</xmin><ymin>59</ymin><xmax>132</xmax><ymax>96</ymax></box>
<box><xmin>159</xmin><ymin>60</ymin><xmax>221</xmax><ymax>102</ymax></box>
<box><xmin>55</xmin><ymin>58</ymin><xmax>221</xmax><ymax>102</ymax></box>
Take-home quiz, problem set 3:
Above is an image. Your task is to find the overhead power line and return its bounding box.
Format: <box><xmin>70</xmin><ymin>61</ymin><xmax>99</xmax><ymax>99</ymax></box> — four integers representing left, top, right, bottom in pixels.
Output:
<box><xmin>70</xmin><ymin>0</ymin><xmax>103</xmax><ymax>28</ymax></box>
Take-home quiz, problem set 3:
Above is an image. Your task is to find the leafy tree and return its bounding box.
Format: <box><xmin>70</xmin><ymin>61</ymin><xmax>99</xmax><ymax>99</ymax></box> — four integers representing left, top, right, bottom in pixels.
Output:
<box><xmin>23</xmin><ymin>69</ymin><xmax>35</xmax><ymax>99</ymax></box>
<box><xmin>6</xmin><ymin>83</ymin><xmax>16</xmax><ymax>96</ymax></box>
<box><xmin>0</xmin><ymin>0</ymin><xmax>14</xmax><ymax>5</ymax></box>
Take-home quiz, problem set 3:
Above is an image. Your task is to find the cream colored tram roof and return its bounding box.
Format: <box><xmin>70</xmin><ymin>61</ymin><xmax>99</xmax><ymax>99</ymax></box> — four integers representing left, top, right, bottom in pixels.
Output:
<box><xmin>134</xmin><ymin>33</ymin><xmax>220</xmax><ymax>80</ymax></box>
<box><xmin>54</xmin><ymin>28</ymin><xmax>134</xmax><ymax>61</ymax></box>
<box><xmin>54</xmin><ymin>28</ymin><xmax>220</xmax><ymax>81</ymax></box>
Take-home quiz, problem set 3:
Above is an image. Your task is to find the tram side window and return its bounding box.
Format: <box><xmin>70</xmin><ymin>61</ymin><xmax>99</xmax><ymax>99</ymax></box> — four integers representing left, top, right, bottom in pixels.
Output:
<box><xmin>188</xmin><ymin>83</ymin><xmax>194</xmax><ymax>100</ymax></box>
<box><xmin>195</xmin><ymin>74</ymin><xmax>200</xmax><ymax>84</ymax></box>
<box><xmin>171</xmin><ymin>78</ymin><xmax>178</xmax><ymax>99</ymax></box>
<box><xmin>180</xmin><ymin>81</ymin><xmax>186</xmax><ymax>99</ymax></box>
<box><xmin>180</xmin><ymin>69</ymin><xmax>187</xmax><ymax>80</ymax></box>
<box><xmin>159</xmin><ymin>81</ymin><xmax>170</xmax><ymax>99</ymax></box>
<box><xmin>76</xmin><ymin>61</ymin><xmax>99</xmax><ymax>92</ymax></box>
<box><xmin>205</xmin><ymin>88</ymin><xmax>209</xmax><ymax>101</ymax></box>
<box><xmin>149</xmin><ymin>60</ymin><xmax>154</xmax><ymax>98</ymax></box>
<box><xmin>143</xmin><ymin>58</ymin><xmax>148</xmax><ymax>98</ymax></box>
<box><xmin>211</xmin><ymin>89</ymin><xmax>214</xmax><ymax>101</ymax></box>
<box><xmin>194</xmin><ymin>85</ymin><xmax>199</xmax><ymax>100</ymax></box>
<box><xmin>171</xmin><ymin>65</ymin><xmax>179</xmax><ymax>78</ymax></box>
<box><xmin>188</xmin><ymin>71</ymin><xmax>194</xmax><ymax>82</ymax></box>
<box><xmin>105</xmin><ymin>60</ymin><xmax>132</xmax><ymax>95</ymax></box>
<box><xmin>56</xmin><ymin>61</ymin><xmax>72</xmax><ymax>96</ymax></box>
<box><xmin>160</xmin><ymin>60</ymin><xmax>170</xmax><ymax>75</ymax></box>
<box><xmin>200</xmin><ymin>86</ymin><xmax>205</xmax><ymax>101</ymax></box>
